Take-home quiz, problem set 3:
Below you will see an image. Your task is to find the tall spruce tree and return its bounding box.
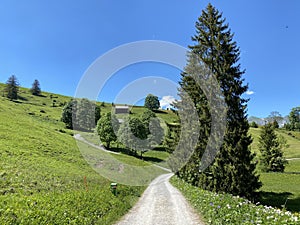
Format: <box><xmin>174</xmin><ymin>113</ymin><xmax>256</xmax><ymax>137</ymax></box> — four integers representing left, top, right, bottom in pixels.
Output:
<box><xmin>30</xmin><ymin>79</ymin><xmax>41</xmax><ymax>96</ymax></box>
<box><xmin>5</xmin><ymin>75</ymin><xmax>19</xmax><ymax>100</ymax></box>
<box><xmin>258</xmin><ymin>123</ymin><xmax>288</xmax><ymax>172</ymax></box>
<box><xmin>176</xmin><ymin>3</ymin><xmax>261</xmax><ymax>199</ymax></box>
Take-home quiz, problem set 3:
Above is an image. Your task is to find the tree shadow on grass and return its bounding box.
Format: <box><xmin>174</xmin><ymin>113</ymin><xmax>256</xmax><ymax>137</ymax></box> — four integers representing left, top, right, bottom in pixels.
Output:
<box><xmin>143</xmin><ymin>156</ymin><xmax>164</xmax><ymax>163</ymax></box>
<box><xmin>109</xmin><ymin>147</ymin><xmax>133</xmax><ymax>155</ymax></box>
<box><xmin>109</xmin><ymin>147</ymin><xmax>165</xmax><ymax>163</ymax></box>
<box><xmin>152</xmin><ymin>146</ymin><xmax>167</xmax><ymax>152</ymax></box>
<box><xmin>258</xmin><ymin>191</ymin><xmax>300</xmax><ymax>212</ymax></box>
<box><xmin>154</xmin><ymin>109</ymin><xmax>168</xmax><ymax>114</ymax></box>
<box><xmin>17</xmin><ymin>95</ymin><xmax>28</xmax><ymax>101</ymax></box>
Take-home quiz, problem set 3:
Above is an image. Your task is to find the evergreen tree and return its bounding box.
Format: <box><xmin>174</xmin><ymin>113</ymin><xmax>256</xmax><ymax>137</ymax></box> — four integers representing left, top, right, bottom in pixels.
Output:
<box><xmin>30</xmin><ymin>79</ymin><xmax>41</xmax><ymax>96</ymax></box>
<box><xmin>96</xmin><ymin>112</ymin><xmax>119</xmax><ymax>149</ymax></box>
<box><xmin>5</xmin><ymin>75</ymin><xmax>19</xmax><ymax>100</ymax></box>
<box><xmin>176</xmin><ymin>3</ymin><xmax>261</xmax><ymax>198</ymax></box>
<box><xmin>258</xmin><ymin>123</ymin><xmax>288</xmax><ymax>172</ymax></box>
<box><xmin>164</xmin><ymin>123</ymin><xmax>180</xmax><ymax>153</ymax></box>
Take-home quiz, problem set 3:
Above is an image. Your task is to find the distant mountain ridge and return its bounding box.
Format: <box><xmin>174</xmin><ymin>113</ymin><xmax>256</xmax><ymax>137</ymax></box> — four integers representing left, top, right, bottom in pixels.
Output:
<box><xmin>248</xmin><ymin>115</ymin><xmax>289</xmax><ymax>127</ymax></box>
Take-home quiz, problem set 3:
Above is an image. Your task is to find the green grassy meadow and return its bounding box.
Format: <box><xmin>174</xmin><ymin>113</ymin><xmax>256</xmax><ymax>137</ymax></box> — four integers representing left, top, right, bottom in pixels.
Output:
<box><xmin>0</xmin><ymin>84</ymin><xmax>145</xmax><ymax>224</ymax></box>
<box><xmin>249</xmin><ymin>127</ymin><xmax>300</xmax><ymax>212</ymax></box>
<box><xmin>1</xmin><ymin>82</ymin><xmax>300</xmax><ymax>224</ymax></box>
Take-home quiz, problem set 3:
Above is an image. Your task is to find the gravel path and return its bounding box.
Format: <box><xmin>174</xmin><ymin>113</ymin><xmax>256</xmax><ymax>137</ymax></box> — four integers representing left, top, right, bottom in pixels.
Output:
<box><xmin>74</xmin><ymin>134</ymin><xmax>120</xmax><ymax>154</ymax></box>
<box><xmin>115</xmin><ymin>173</ymin><xmax>205</xmax><ymax>225</ymax></box>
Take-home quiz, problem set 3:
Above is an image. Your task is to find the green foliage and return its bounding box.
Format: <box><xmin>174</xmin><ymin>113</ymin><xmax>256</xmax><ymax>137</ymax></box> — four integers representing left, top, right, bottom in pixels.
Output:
<box><xmin>175</xmin><ymin>3</ymin><xmax>260</xmax><ymax>199</ymax></box>
<box><xmin>140</xmin><ymin>110</ymin><xmax>164</xmax><ymax>147</ymax></box>
<box><xmin>30</xmin><ymin>79</ymin><xmax>41</xmax><ymax>96</ymax></box>
<box><xmin>96</xmin><ymin>112</ymin><xmax>119</xmax><ymax>148</ymax></box>
<box><xmin>170</xmin><ymin>176</ymin><xmax>300</xmax><ymax>225</ymax></box>
<box><xmin>144</xmin><ymin>94</ymin><xmax>160</xmax><ymax>111</ymax></box>
<box><xmin>272</xmin><ymin>119</ymin><xmax>279</xmax><ymax>129</ymax></box>
<box><xmin>75</xmin><ymin>98</ymin><xmax>95</xmax><ymax>131</ymax></box>
<box><xmin>249</xmin><ymin>121</ymin><xmax>259</xmax><ymax>128</ymax></box>
<box><xmin>118</xmin><ymin>117</ymin><xmax>148</xmax><ymax>156</ymax></box>
<box><xmin>286</xmin><ymin>107</ymin><xmax>300</xmax><ymax>131</ymax></box>
<box><xmin>62</xmin><ymin>98</ymin><xmax>100</xmax><ymax>131</ymax></box>
<box><xmin>61</xmin><ymin>99</ymin><xmax>77</xmax><ymax>129</ymax></box>
<box><xmin>164</xmin><ymin>123</ymin><xmax>180</xmax><ymax>153</ymax></box>
<box><xmin>129</xmin><ymin>117</ymin><xmax>148</xmax><ymax>140</ymax></box>
<box><xmin>258</xmin><ymin>123</ymin><xmax>288</xmax><ymax>172</ymax></box>
<box><xmin>95</xmin><ymin>104</ymin><xmax>101</xmax><ymax>124</ymax></box>
<box><xmin>140</xmin><ymin>109</ymin><xmax>156</xmax><ymax>134</ymax></box>
<box><xmin>5</xmin><ymin>75</ymin><xmax>19</xmax><ymax>100</ymax></box>
<box><xmin>148</xmin><ymin>117</ymin><xmax>164</xmax><ymax>147</ymax></box>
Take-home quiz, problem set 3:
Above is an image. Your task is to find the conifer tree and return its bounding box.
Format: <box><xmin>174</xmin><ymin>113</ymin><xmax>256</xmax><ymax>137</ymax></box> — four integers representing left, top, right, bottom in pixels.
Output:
<box><xmin>30</xmin><ymin>79</ymin><xmax>41</xmax><ymax>96</ymax></box>
<box><xmin>176</xmin><ymin>3</ymin><xmax>261</xmax><ymax>198</ymax></box>
<box><xmin>5</xmin><ymin>75</ymin><xmax>19</xmax><ymax>100</ymax></box>
<box><xmin>258</xmin><ymin>123</ymin><xmax>288</xmax><ymax>172</ymax></box>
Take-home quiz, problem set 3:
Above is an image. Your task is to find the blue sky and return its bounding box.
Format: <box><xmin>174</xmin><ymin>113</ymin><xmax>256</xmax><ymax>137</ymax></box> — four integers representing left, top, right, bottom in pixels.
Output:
<box><xmin>0</xmin><ymin>0</ymin><xmax>299</xmax><ymax>117</ymax></box>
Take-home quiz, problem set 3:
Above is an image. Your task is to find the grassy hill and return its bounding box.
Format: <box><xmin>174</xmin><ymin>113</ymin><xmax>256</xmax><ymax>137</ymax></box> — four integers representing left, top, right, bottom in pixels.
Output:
<box><xmin>1</xmin><ymin>82</ymin><xmax>300</xmax><ymax>223</ymax></box>
<box><xmin>0</xmin><ymin>84</ymin><xmax>147</xmax><ymax>224</ymax></box>
<box><xmin>170</xmin><ymin>127</ymin><xmax>300</xmax><ymax>224</ymax></box>
<box><xmin>249</xmin><ymin>127</ymin><xmax>300</xmax><ymax>212</ymax></box>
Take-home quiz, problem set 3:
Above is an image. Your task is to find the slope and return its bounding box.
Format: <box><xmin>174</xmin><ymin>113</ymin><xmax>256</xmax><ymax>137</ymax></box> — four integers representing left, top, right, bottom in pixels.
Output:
<box><xmin>0</xmin><ymin>84</ymin><xmax>145</xmax><ymax>224</ymax></box>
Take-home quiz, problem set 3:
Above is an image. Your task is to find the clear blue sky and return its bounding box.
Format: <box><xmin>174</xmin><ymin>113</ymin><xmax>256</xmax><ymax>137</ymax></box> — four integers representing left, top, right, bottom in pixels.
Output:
<box><xmin>0</xmin><ymin>0</ymin><xmax>299</xmax><ymax>117</ymax></box>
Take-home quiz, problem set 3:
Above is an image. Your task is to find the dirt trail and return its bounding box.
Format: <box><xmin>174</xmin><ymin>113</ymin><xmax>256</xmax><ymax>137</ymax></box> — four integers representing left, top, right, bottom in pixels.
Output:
<box><xmin>115</xmin><ymin>173</ymin><xmax>205</xmax><ymax>225</ymax></box>
<box><xmin>74</xmin><ymin>134</ymin><xmax>120</xmax><ymax>154</ymax></box>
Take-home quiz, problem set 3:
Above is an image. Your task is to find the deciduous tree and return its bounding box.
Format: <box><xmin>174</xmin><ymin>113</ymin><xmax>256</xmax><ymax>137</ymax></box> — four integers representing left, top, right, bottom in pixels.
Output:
<box><xmin>144</xmin><ymin>94</ymin><xmax>160</xmax><ymax>111</ymax></box>
<box><xmin>286</xmin><ymin>107</ymin><xmax>300</xmax><ymax>131</ymax></box>
<box><xmin>61</xmin><ymin>99</ymin><xmax>78</xmax><ymax>129</ymax></box>
<box><xmin>96</xmin><ymin>112</ymin><xmax>119</xmax><ymax>149</ymax></box>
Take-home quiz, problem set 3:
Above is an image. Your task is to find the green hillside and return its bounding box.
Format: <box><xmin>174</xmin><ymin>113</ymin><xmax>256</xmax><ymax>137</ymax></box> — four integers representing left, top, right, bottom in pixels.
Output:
<box><xmin>249</xmin><ymin>127</ymin><xmax>300</xmax><ymax>159</ymax></box>
<box><xmin>0</xmin><ymin>84</ymin><xmax>146</xmax><ymax>224</ymax></box>
<box><xmin>1</xmin><ymin>82</ymin><xmax>300</xmax><ymax>223</ymax></box>
<box><xmin>249</xmin><ymin>127</ymin><xmax>300</xmax><ymax>212</ymax></box>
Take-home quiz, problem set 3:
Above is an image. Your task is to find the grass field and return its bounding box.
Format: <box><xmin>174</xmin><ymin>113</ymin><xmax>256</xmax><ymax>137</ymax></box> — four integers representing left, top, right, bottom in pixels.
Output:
<box><xmin>1</xmin><ymin>82</ymin><xmax>300</xmax><ymax>223</ymax></box>
<box><xmin>248</xmin><ymin>127</ymin><xmax>300</xmax><ymax>212</ymax></box>
<box><xmin>168</xmin><ymin>118</ymin><xmax>300</xmax><ymax>224</ymax></box>
<box><xmin>0</xmin><ymin>84</ymin><xmax>146</xmax><ymax>224</ymax></box>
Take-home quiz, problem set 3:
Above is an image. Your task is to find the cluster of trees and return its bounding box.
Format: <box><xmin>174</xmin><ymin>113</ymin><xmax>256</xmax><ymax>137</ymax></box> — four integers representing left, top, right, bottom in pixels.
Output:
<box><xmin>61</xmin><ymin>98</ymin><xmax>101</xmax><ymax>131</ymax></box>
<box><xmin>3</xmin><ymin>75</ymin><xmax>42</xmax><ymax>100</ymax></box>
<box><xmin>96</xmin><ymin>109</ymin><xmax>164</xmax><ymax>157</ymax></box>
